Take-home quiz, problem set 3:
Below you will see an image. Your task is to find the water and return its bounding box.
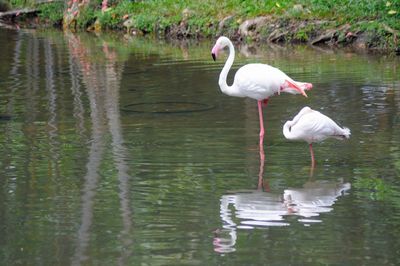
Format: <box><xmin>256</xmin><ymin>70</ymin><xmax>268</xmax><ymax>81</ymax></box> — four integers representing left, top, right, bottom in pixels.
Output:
<box><xmin>0</xmin><ymin>28</ymin><xmax>399</xmax><ymax>265</ymax></box>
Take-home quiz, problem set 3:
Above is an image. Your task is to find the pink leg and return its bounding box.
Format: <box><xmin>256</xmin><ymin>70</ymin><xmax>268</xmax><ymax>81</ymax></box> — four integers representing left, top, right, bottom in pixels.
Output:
<box><xmin>309</xmin><ymin>143</ymin><xmax>315</xmax><ymax>169</ymax></box>
<box><xmin>257</xmin><ymin>100</ymin><xmax>265</xmax><ymax>147</ymax></box>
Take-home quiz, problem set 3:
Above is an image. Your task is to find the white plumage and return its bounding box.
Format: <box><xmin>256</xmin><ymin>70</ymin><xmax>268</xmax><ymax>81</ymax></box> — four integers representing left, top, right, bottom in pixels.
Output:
<box><xmin>211</xmin><ymin>36</ymin><xmax>312</xmax><ymax>147</ymax></box>
<box><xmin>283</xmin><ymin>106</ymin><xmax>350</xmax><ymax>166</ymax></box>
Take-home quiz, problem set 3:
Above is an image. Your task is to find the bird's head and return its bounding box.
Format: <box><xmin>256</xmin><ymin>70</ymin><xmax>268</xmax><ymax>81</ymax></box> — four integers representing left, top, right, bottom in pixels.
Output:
<box><xmin>211</xmin><ymin>36</ymin><xmax>230</xmax><ymax>61</ymax></box>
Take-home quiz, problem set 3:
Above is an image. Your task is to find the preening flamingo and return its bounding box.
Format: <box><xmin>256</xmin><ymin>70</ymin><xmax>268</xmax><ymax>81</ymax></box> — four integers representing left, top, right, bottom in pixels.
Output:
<box><xmin>283</xmin><ymin>106</ymin><xmax>351</xmax><ymax>168</ymax></box>
<box><xmin>211</xmin><ymin>36</ymin><xmax>312</xmax><ymax>147</ymax></box>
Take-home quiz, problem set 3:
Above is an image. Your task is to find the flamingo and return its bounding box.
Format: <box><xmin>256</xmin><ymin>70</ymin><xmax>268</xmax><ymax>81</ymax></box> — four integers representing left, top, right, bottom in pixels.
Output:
<box><xmin>211</xmin><ymin>36</ymin><xmax>312</xmax><ymax>147</ymax></box>
<box><xmin>283</xmin><ymin>106</ymin><xmax>351</xmax><ymax>168</ymax></box>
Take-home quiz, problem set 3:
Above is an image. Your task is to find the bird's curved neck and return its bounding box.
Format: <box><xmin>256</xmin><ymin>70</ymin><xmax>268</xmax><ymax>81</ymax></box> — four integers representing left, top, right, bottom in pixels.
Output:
<box><xmin>219</xmin><ymin>41</ymin><xmax>242</xmax><ymax>97</ymax></box>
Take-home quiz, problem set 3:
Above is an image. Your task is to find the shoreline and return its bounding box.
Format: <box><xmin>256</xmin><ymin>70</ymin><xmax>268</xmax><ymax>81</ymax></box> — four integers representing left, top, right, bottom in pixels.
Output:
<box><xmin>1</xmin><ymin>3</ymin><xmax>399</xmax><ymax>55</ymax></box>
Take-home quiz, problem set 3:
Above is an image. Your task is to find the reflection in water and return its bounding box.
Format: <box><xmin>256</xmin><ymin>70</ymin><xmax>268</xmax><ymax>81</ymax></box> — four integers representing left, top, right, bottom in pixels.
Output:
<box><xmin>361</xmin><ymin>85</ymin><xmax>395</xmax><ymax>133</ymax></box>
<box><xmin>69</xmin><ymin>40</ymin><xmax>86</xmax><ymax>137</ymax></box>
<box><xmin>5</xmin><ymin>31</ymin><xmax>22</xmax><ymax>130</ymax></box>
<box><xmin>1</xmin><ymin>28</ymin><xmax>400</xmax><ymax>265</ymax></box>
<box><xmin>25</xmin><ymin>34</ymin><xmax>40</xmax><ymax>125</ymax></box>
<box><xmin>63</xmin><ymin>33</ymin><xmax>133</xmax><ymax>266</ymax></box>
<box><xmin>283</xmin><ymin>180</ymin><xmax>351</xmax><ymax>220</ymax></box>
<box><xmin>103</xmin><ymin>43</ymin><xmax>134</xmax><ymax>266</ymax></box>
<box><xmin>214</xmin><ymin>147</ymin><xmax>351</xmax><ymax>253</ymax></box>
<box><xmin>44</xmin><ymin>40</ymin><xmax>60</xmax><ymax>171</ymax></box>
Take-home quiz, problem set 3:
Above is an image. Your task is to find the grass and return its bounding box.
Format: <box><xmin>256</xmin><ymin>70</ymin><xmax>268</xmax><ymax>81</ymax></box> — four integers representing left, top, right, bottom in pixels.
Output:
<box><xmin>96</xmin><ymin>0</ymin><xmax>399</xmax><ymax>35</ymax></box>
<box><xmin>304</xmin><ymin>0</ymin><xmax>399</xmax><ymax>30</ymax></box>
<box><xmin>5</xmin><ymin>0</ymin><xmax>399</xmax><ymax>31</ymax></box>
<box><xmin>3</xmin><ymin>0</ymin><xmax>400</xmax><ymax>49</ymax></box>
<box><xmin>37</xmin><ymin>1</ymin><xmax>64</xmax><ymax>25</ymax></box>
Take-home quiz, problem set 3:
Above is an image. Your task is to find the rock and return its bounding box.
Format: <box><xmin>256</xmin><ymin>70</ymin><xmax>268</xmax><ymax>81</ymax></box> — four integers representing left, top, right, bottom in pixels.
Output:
<box><xmin>217</xmin><ymin>15</ymin><xmax>239</xmax><ymax>39</ymax></box>
<box><xmin>293</xmin><ymin>4</ymin><xmax>304</xmax><ymax>11</ymax></box>
<box><xmin>353</xmin><ymin>32</ymin><xmax>370</xmax><ymax>49</ymax></box>
<box><xmin>123</xmin><ymin>17</ymin><xmax>134</xmax><ymax>33</ymax></box>
<box><xmin>286</xmin><ymin>4</ymin><xmax>311</xmax><ymax>18</ymax></box>
<box><xmin>338</xmin><ymin>23</ymin><xmax>351</xmax><ymax>32</ymax></box>
<box><xmin>335</xmin><ymin>24</ymin><xmax>353</xmax><ymax>44</ymax></box>
<box><xmin>268</xmin><ymin>28</ymin><xmax>288</xmax><ymax>42</ymax></box>
<box><xmin>381</xmin><ymin>23</ymin><xmax>399</xmax><ymax>36</ymax></box>
<box><xmin>94</xmin><ymin>18</ymin><xmax>101</xmax><ymax>32</ymax></box>
<box><xmin>217</xmin><ymin>15</ymin><xmax>235</xmax><ymax>35</ymax></box>
<box><xmin>182</xmin><ymin>8</ymin><xmax>194</xmax><ymax>20</ymax></box>
<box><xmin>238</xmin><ymin>16</ymin><xmax>270</xmax><ymax>38</ymax></box>
<box><xmin>310</xmin><ymin>29</ymin><xmax>337</xmax><ymax>45</ymax></box>
<box><xmin>165</xmin><ymin>8</ymin><xmax>198</xmax><ymax>38</ymax></box>
<box><xmin>167</xmin><ymin>22</ymin><xmax>190</xmax><ymax>38</ymax></box>
<box><xmin>292</xmin><ymin>4</ymin><xmax>304</xmax><ymax>12</ymax></box>
<box><xmin>343</xmin><ymin>31</ymin><xmax>358</xmax><ymax>43</ymax></box>
<box><xmin>63</xmin><ymin>13</ymin><xmax>76</xmax><ymax>30</ymax></box>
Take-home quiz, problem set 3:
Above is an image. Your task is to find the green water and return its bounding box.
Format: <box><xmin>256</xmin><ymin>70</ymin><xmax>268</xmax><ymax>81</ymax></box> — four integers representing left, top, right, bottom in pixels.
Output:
<box><xmin>0</xmin><ymin>28</ymin><xmax>399</xmax><ymax>265</ymax></box>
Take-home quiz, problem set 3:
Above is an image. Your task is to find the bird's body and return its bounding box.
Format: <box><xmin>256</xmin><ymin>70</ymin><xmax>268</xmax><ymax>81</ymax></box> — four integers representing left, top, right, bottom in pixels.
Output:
<box><xmin>211</xmin><ymin>36</ymin><xmax>312</xmax><ymax>147</ymax></box>
<box><xmin>230</xmin><ymin>63</ymin><xmax>310</xmax><ymax>100</ymax></box>
<box><xmin>283</xmin><ymin>106</ymin><xmax>350</xmax><ymax>167</ymax></box>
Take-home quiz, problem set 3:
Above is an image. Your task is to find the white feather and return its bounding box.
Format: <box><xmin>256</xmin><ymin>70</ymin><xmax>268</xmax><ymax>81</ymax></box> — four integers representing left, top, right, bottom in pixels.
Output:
<box><xmin>283</xmin><ymin>107</ymin><xmax>351</xmax><ymax>144</ymax></box>
<box><xmin>211</xmin><ymin>36</ymin><xmax>312</xmax><ymax>101</ymax></box>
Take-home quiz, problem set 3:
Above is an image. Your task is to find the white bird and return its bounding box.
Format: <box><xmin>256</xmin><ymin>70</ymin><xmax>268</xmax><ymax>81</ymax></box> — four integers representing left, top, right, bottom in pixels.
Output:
<box><xmin>211</xmin><ymin>36</ymin><xmax>312</xmax><ymax>147</ymax></box>
<box><xmin>283</xmin><ymin>106</ymin><xmax>351</xmax><ymax>167</ymax></box>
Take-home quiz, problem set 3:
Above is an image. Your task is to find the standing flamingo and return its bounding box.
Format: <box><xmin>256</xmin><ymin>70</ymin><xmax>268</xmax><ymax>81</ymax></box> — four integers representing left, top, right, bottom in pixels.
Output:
<box><xmin>211</xmin><ymin>36</ymin><xmax>312</xmax><ymax>147</ymax></box>
<box><xmin>283</xmin><ymin>106</ymin><xmax>351</xmax><ymax>168</ymax></box>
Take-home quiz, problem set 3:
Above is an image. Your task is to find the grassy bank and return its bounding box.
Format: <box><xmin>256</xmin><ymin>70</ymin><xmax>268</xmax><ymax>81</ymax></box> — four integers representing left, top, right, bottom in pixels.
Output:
<box><xmin>3</xmin><ymin>0</ymin><xmax>400</xmax><ymax>51</ymax></box>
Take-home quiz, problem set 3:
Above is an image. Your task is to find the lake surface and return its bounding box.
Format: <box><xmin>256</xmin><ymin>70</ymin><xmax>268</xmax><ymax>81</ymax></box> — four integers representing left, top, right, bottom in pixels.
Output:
<box><xmin>0</xmin><ymin>27</ymin><xmax>399</xmax><ymax>265</ymax></box>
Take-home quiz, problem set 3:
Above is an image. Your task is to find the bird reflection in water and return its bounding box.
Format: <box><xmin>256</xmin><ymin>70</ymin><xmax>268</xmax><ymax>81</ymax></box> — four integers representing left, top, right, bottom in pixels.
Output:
<box><xmin>213</xmin><ymin>144</ymin><xmax>351</xmax><ymax>254</ymax></box>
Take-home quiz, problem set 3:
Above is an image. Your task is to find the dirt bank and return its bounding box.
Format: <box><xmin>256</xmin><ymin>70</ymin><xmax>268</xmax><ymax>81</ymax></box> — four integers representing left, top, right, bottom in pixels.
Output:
<box><xmin>1</xmin><ymin>7</ymin><xmax>399</xmax><ymax>55</ymax></box>
<box><xmin>165</xmin><ymin>15</ymin><xmax>399</xmax><ymax>54</ymax></box>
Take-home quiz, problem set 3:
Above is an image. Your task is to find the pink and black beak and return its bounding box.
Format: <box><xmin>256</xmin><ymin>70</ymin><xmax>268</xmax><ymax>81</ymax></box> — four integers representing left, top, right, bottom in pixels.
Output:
<box><xmin>211</xmin><ymin>44</ymin><xmax>219</xmax><ymax>61</ymax></box>
<box><xmin>283</xmin><ymin>79</ymin><xmax>309</xmax><ymax>98</ymax></box>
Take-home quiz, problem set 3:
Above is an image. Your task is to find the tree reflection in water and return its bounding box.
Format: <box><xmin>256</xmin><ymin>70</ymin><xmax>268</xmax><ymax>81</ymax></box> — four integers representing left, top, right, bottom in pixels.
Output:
<box><xmin>63</xmin><ymin>33</ymin><xmax>133</xmax><ymax>266</ymax></box>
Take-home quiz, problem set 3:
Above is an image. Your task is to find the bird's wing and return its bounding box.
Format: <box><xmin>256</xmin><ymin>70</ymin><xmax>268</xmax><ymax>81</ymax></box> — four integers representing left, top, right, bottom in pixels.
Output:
<box><xmin>291</xmin><ymin>106</ymin><xmax>312</xmax><ymax>125</ymax></box>
<box><xmin>234</xmin><ymin>64</ymin><xmax>286</xmax><ymax>99</ymax></box>
<box><xmin>292</xmin><ymin>111</ymin><xmax>339</xmax><ymax>142</ymax></box>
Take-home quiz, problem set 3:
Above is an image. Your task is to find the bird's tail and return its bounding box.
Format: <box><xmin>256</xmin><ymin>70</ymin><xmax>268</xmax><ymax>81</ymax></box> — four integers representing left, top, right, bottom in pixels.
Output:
<box><xmin>341</xmin><ymin>127</ymin><xmax>351</xmax><ymax>139</ymax></box>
